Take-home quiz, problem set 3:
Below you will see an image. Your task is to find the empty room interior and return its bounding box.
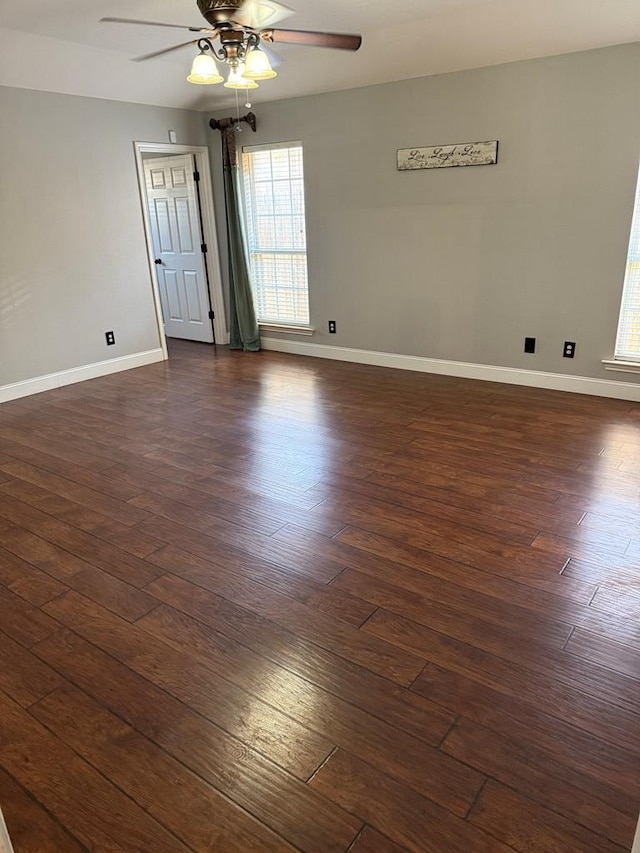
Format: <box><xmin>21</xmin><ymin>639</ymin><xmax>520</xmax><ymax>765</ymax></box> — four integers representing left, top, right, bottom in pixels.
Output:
<box><xmin>1</xmin><ymin>0</ymin><xmax>640</xmax><ymax>851</ymax></box>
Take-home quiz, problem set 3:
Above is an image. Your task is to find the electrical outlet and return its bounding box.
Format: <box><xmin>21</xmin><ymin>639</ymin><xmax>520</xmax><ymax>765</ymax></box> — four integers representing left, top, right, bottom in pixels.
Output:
<box><xmin>105</xmin><ymin>331</ymin><xmax>115</xmax><ymax>346</ymax></box>
<box><xmin>524</xmin><ymin>337</ymin><xmax>536</xmax><ymax>354</ymax></box>
<box><xmin>328</xmin><ymin>320</ymin><xmax>337</xmax><ymax>334</ymax></box>
<box><xmin>563</xmin><ymin>341</ymin><xmax>576</xmax><ymax>358</ymax></box>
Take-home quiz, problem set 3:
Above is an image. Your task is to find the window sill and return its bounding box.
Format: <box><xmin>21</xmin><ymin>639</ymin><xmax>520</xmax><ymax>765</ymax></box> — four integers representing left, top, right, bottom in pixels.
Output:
<box><xmin>602</xmin><ymin>359</ymin><xmax>640</xmax><ymax>374</ymax></box>
<box><xmin>259</xmin><ymin>323</ymin><xmax>315</xmax><ymax>337</ymax></box>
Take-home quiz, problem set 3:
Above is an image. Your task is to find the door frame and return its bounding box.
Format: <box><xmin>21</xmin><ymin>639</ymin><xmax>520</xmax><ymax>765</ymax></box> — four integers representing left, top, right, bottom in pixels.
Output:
<box><xmin>134</xmin><ymin>141</ymin><xmax>228</xmax><ymax>358</ymax></box>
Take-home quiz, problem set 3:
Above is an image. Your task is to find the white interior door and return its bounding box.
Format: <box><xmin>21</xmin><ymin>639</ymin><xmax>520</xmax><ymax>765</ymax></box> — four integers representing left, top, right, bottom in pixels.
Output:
<box><xmin>144</xmin><ymin>155</ymin><xmax>214</xmax><ymax>343</ymax></box>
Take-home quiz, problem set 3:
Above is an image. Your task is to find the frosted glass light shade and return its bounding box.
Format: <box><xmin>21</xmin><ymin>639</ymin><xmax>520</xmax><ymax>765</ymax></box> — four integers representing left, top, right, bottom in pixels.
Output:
<box><xmin>187</xmin><ymin>52</ymin><xmax>223</xmax><ymax>85</ymax></box>
<box><xmin>224</xmin><ymin>65</ymin><xmax>259</xmax><ymax>89</ymax></box>
<box><xmin>243</xmin><ymin>47</ymin><xmax>277</xmax><ymax>79</ymax></box>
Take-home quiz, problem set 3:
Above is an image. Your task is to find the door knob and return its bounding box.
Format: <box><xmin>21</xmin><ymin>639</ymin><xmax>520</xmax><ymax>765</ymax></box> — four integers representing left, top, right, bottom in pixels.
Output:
<box><xmin>154</xmin><ymin>258</ymin><xmax>162</xmax><ymax>265</ymax></box>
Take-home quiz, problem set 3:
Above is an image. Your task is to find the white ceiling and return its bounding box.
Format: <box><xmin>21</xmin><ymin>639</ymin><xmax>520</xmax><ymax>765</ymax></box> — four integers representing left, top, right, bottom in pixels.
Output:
<box><xmin>1</xmin><ymin>0</ymin><xmax>639</xmax><ymax>111</ymax></box>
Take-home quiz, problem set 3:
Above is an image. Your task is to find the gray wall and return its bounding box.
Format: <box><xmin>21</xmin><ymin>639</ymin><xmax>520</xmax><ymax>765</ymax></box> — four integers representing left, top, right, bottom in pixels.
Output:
<box><xmin>208</xmin><ymin>43</ymin><xmax>640</xmax><ymax>382</ymax></box>
<box><xmin>0</xmin><ymin>86</ymin><xmax>206</xmax><ymax>387</ymax></box>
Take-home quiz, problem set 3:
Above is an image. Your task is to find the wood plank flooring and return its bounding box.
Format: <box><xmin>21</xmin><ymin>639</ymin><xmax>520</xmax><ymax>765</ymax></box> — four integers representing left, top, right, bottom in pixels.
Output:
<box><xmin>0</xmin><ymin>338</ymin><xmax>639</xmax><ymax>852</ymax></box>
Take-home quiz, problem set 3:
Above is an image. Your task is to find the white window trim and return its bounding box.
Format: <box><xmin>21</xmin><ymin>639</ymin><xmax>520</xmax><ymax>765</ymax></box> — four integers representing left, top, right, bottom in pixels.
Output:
<box><xmin>243</xmin><ymin>140</ymin><xmax>303</xmax><ymax>153</ymax></box>
<box><xmin>602</xmin><ymin>358</ymin><xmax>640</xmax><ymax>374</ymax></box>
<box><xmin>242</xmin><ymin>140</ymin><xmax>310</xmax><ymax>328</ymax></box>
<box><xmin>612</xmin><ymin>161</ymin><xmax>640</xmax><ymax>362</ymax></box>
<box><xmin>259</xmin><ymin>322</ymin><xmax>315</xmax><ymax>336</ymax></box>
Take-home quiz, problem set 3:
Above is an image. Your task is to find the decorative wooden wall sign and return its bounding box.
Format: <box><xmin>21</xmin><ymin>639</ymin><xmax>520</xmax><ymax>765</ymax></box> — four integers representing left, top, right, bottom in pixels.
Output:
<box><xmin>397</xmin><ymin>140</ymin><xmax>499</xmax><ymax>171</ymax></box>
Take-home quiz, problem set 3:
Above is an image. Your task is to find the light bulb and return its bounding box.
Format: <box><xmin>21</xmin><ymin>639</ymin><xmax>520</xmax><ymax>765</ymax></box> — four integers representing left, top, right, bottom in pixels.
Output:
<box><xmin>224</xmin><ymin>65</ymin><xmax>259</xmax><ymax>90</ymax></box>
<box><xmin>243</xmin><ymin>47</ymin><xmax>277</xmax><ymax>80</ymax></box>
<box><xmin>187</xmin><ymin>51</ymin><xmax>223</xmax><ymax>85</ymax></box>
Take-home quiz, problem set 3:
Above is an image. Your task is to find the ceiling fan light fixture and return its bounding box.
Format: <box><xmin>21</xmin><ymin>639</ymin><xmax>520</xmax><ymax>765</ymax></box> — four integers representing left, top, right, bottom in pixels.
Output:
<box><xmin>187</xmin><ymin>50</ymin><xmax>223</xmax><ymax>84</ymax></box>
<box><xmin>102</xmin><ymin>9</ymin><xmax>363</xmax><ymax>85</ymax></box>
<box><xmin>243</xmin><ymin>46</ymin><xmax>277</xmax><ymax>79</ymax></box>
<box><xmin>224</xmin><ymin>64</ymin><xmax>259</xmax><ymax>89</ymax></box>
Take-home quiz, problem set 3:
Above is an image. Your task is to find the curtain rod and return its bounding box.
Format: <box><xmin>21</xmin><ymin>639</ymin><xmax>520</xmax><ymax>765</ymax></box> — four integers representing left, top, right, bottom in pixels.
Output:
<box><xmin>209</xmin><ymin>113</ymin><xmax>257</xmax><ymax>133</ymax></box>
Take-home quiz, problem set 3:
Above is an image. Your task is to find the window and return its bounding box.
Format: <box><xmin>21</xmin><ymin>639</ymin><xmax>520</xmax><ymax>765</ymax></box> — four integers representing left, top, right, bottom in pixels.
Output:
<box><xmin>242</xmin><ymin>142</ymin><xmax>310</xmax><ymax>326</ymax></box>
<box><xmin>615</xmin><ymin>164</ymin><xmax>640</xmax><ymax>361</ymax></box>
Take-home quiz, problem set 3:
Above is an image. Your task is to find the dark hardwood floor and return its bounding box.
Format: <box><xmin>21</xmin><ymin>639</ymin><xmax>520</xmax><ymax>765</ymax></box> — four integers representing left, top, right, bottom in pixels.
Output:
<box><xmin>0</xmin><ymin>338</ymin><xmax>638</xmax><ymax>852</ymax></box>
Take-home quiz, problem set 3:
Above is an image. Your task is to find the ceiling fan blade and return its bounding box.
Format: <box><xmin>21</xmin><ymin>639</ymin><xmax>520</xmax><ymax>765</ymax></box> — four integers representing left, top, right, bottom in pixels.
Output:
<box><xmin>131</xmin><ymin>40</ymin><xmax>198</xmax><ymax>62</ymax></box>
<box><xmin>100</xmin><ymin>17</ymin><xmax>210</xmax><ymax>33</ymax></box>
<box><xmin>262</xmin><ymin>28</ymin><xmax>362</xmax><ymax>51</ymax></box>
<box><xmin>234</xmin><ymin>0</ymin><xmax>294</xmax><ymax>29</ymax></box>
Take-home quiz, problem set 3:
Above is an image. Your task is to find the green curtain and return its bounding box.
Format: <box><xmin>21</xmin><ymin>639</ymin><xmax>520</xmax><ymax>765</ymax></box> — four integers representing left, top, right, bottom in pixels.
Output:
<box><xmin>217</xmin><ymin>119</ymin><xmax>260</xmax><ymax>352</ymax></box>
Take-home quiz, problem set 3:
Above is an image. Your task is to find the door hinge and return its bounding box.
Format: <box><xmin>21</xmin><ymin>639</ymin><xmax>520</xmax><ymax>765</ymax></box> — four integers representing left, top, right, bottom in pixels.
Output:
<box><xmin>208</xmin><ymin>310</ymin><xmax>215</xmax><ymax>320</ymax></box>
<box><xmin>193</xmin><ymin>170</ymin><xmax>200</xmax><ymax>182</ymax></box>
<box><xmin>201</xmin><ymin>243</ymin><xmax>208</xmax><ymax>254</ymax></box>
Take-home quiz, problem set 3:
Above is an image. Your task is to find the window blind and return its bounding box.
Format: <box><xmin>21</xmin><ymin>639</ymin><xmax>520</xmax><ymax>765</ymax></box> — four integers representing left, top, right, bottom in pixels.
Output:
<box><xmin>242</xmin><ymin>142</ymin><xmax>310</xmax><ymax>325</ymax></box>
<box><xmin>615</xmin><ymin>165</ymin><xmax>640</xmax><ymax>361</ymax></box>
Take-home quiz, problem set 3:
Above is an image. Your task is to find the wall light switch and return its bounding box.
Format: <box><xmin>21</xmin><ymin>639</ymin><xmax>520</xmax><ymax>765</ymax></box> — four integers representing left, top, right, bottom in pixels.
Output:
<box><xmin>168</xmin><ymin>130</ymin><xmax>177</xmax><ymax>143</ymax></box>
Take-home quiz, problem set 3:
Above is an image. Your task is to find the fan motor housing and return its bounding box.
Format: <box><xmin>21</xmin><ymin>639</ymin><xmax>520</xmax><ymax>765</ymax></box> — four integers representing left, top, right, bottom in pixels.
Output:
<box><xmin>197</xmin><ymin>0</ymin><xmax>244</xmax><ymax>25</ymax></box>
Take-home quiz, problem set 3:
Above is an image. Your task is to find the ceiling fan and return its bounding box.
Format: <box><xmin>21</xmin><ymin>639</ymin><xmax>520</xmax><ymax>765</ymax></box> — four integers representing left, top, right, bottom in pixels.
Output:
<box><xmin>101</xmin><ymin>0</ymin><xmax>362</xmax><ymax>89</ymax></box>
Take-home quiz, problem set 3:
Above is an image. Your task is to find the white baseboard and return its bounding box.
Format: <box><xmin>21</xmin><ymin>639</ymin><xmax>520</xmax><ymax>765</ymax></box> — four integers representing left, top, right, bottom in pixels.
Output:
<box><xmin>261</xmin><ymin>338</ymin><xmax>640</xmax><ymax>402</ymax></box>
<box><xmin>0</xmin><ymin>348</ymin><xmax>166</xmax><ymax>404</ymax></box>
<box><xmin>0</xmin><ymin>808</ymin><xmax>15</xmax><ymax>853</ymax></box>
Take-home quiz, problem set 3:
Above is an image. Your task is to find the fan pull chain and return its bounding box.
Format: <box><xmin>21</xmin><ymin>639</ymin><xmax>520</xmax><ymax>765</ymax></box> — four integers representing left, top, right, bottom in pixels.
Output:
<box><xmin>234</xmin><ymin>88</ymin><xmax>242</xmax><ymax>131</ymax></box>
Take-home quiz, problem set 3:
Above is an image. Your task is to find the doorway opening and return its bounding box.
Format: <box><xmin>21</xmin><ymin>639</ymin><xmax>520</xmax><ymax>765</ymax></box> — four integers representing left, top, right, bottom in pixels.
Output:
<box><xmin>134</xmin><ymin>142</ymin><xmax>227</xmax><ymax>360</ymax></box>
